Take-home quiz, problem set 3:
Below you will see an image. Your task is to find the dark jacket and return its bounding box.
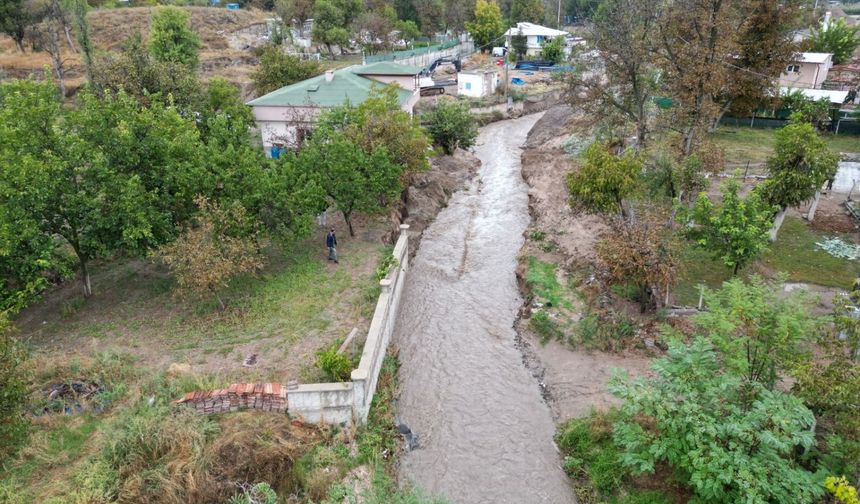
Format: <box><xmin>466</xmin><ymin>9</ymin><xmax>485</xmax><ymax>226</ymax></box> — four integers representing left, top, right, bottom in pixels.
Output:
<box><xmin>326</xmin><ymin>232</ymin><xmax>337</xmax><ymax>248</ymax></box>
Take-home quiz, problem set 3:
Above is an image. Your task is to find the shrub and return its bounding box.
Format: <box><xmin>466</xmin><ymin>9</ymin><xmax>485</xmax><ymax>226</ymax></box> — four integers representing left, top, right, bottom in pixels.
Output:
<box><xmin>567</xmin><ymin>143</ymin><xmax>642</xmax><ymax>216</ymax></box>
<box><xmin>541</xmin><ymin>36</ymin><xmax>566</xmax><ymax>64</ymax></box>
<box><xmin>315</xmin><ymin>345</ymin><xmax>353</xmax><ymax>382</ymax></box>
<box><xmin>149</xmin><ymin>6</ymin><xmax>201</xmax><ymax>68</ymax></box>
<box><xmin>422</xmin><ymin>100</ymin><xmax>478</xmax><ymax>155</ymax></box>
<box><xmin>0</xmin><ymin>317</ymin><xmax>27</xmax><ymax>462</ymax></box>
<box><xmin>529</xmin><ymin>310</ymin><xmax>564</xmax><ymax>344</ymax></box>
<box><xmin>228</xmin><ymin>482</ymin><xmax>278</xmax><ymax>504</ymax></box>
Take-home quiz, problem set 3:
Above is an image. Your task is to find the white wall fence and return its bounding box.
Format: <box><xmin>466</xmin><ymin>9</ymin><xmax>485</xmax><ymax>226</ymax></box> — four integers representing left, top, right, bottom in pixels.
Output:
<box><xmin>365</xmin><ymin>41</ymin><xmax>475</xmax><ymax>69</ymax></box>
<box><xmin>286</xmin><ymin>225</ymin><xmax>410</xmax><ymax>425</ymax></box>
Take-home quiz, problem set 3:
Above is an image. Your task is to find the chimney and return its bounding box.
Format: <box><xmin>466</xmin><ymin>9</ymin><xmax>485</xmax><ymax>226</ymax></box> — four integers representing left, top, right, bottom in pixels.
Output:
<box><xmin>325</xmin><ymin>70</ymin><xmax>334</xmax><ymax>82</ymax></box>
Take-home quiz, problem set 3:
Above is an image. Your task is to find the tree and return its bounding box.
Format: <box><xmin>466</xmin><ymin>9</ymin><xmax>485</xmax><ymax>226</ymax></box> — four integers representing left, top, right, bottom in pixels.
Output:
<box><xmin>274</xmin><ymin>0</ymin><xmax>314</xmax><ymax>37</ymax></box>
<box><xmin>510</xmin><ymin>28</ymin><xmax>527</xmax><ymax>59</ymax></box>
<box><xmin>68</xmin><ymin>0</ymin><xmax>93</xmax><ymax>83</ymax></box>
<box><xmin>610</xmin><ymin>338</ymin><xmax>824</xmax><ymax>504</ymax></box>
<box><xmin>298</xmin><ymin>135</ymin><xmax>402</xmax><ymax>236</ymax></box>
<box><xmin>251</xmin><ymin>45</ymin><xmax>322</xmax><ymax>96</ymax></box>
<box><xmin>422</xmin><ymin>99</ymin><xmax>478</xmax><ymax>155</ymax></box>
<box><xmin>149</xmin><ymin>6</ymin><xmax>201</xmax><ymax>68</ymax></box>
<box><xmin>443</xmin><ymin>0</ymin><xmax>474</xmax><ymax>32</ymax></box>
<box><xmin>0</xmin><ymin>0</ymin><xmax>33</xmax><ymax>52</ymax></box>
<box><xmin>312</xmin><ymin>0</ymin><xmax>354</xmax><ymax>57</ymax></box>
<box><xmin>508</xmin><ymin>0</ymin><xmax>543</xmax><ymax>24</ymax></box>
<box><xmin>353</xmin><ymin>6</ymin><xmax>398</xmax><ymax>54</ymax></box>
<box><xmin>465</xmin><ymin>0</ymin><xmax>504</xmax><ymax>51</ymax></box>
<box><xmin>694</xmin><ymin>276</ymin><xmax>819</xmax><ymax>390</ymax></box>
<box><xmin>564</xmin><ymin>0</ymin><xmax>659</xmax><ymax>149</ymax></box>
<box><xmin>759</xmin><ymin>119</ymin><xmax>839</xmax><ymax>240</ymax></box>
<box><xmin>596</xmin><ymin>213</ymin><xmax>677</xmax><ymax>311</ymax></box>
<box><xmin>687</xmin><ymin>176</ymin><xmax>775</xmax><ymax>275</ymax></box>
<box><xmin>0</xmin><ymin>315</ymin><xmax>27</xmax><ymax>462</ymax></box>
<box><xmin>566</xmin><ymin>142</ymin><xmax>641</xmax><ymax>216</ymax></box>
<box><xmin>0</xmin><ymin>81</ymin><xmax>205</xmax><ymax>298</ymax></box>
<box><xmin>540</xmin><ymin>35</ymin><xmax>564</xmax><ymax>63</ymax></box>
<box><xmin>414</xmin><ymin>0</ymin><xmax>444</xmax><ymax>35</ymax></box>
<box><xmin>780</xmin><ymin>89</ymin><xmax>831</xmax><ymax>128</ymax></box>
<box><xmin>810</xmin><ymin>18</ymin><xmax>859</xmax><ymax>65</ymax></box>
<box><xmin>159</xmin><ymin>197</ymin><xmax>263</xmax><ymax>311</ymax></box>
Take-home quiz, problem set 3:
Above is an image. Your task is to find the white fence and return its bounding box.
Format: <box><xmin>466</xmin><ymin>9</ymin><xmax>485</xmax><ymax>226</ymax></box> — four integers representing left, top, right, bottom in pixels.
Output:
<box><xmin>286</xmin><ymin>225</ymin><xmax>410</xmax><ymax>424</ymax></box>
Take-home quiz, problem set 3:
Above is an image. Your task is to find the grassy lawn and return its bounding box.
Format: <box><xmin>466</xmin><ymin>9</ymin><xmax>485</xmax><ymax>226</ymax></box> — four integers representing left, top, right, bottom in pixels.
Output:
<box><xmin>15</xmin><ymin>225</ymin><xmax>387</xmax><ymax>382</ymax></box>
<box><xmin>674</xmin><ymin>216</ymin><xmax>857</xmax><ymax>305</ymax></box>
<box><xmin>712</xmin><ymin>126</ymin><xmax>860</xmax><ymax>165</ymax></box>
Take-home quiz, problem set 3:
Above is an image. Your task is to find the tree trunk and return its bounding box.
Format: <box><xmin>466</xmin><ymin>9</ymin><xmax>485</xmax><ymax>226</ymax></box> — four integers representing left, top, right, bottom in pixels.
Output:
<box><xmin>14</xmin><ymin>38</ymin><xmax>25</xmax><ymax>52</ymax></box>
<box><xmin>62</xmin><ymin>22</ymin><xmax>77</xmax><ymax>52</ymax></box>
<box><xmin>769</xmin><ymin>206</ymin><xmax>787</xmax><ymax>242</ymax></box>
<box><xmin>343</xmin><ymin>210</ymin><xmax>355</xmax><ymax>237</ymax></box>
<box><xmin>76</xmin><ymin>253</ymin><xmax>92</xmax><ymax>298</ymax></box>
<box><xmin>213</xmin><ymin>289</ymin><xmax>226</xmax><ymax>311</ymax></box>
<box><xmin>733</xmin><ymin>261</ymin><xmax>740</xmax><ymax>276</ymax></box>
<box><xmin>709</xmin><ymin>100</ymin><xmax>732</xmax><ymax>133</ymax></box>
<box><xmin>806</xmin><ymin>190</ymin><xmax>821</xmax><ymax>222</ymax></box>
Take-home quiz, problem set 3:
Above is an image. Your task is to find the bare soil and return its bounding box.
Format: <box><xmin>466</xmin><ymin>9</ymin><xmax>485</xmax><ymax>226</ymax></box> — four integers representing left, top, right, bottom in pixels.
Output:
<box><xmin>516</xmin><ymin>106</ymin><xmax>652</xmax><ymax>422</ymax></box>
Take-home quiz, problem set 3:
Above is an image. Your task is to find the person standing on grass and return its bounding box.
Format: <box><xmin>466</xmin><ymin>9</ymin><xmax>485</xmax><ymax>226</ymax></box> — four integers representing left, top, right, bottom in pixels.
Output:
<box><xmin>326</xmin><ymin>228</ymin><xmax>339</xmax><ymax>264</ymax></box>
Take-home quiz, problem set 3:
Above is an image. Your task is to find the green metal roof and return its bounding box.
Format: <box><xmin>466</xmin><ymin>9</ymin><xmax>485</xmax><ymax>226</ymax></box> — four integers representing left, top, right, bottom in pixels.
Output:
<box><xmin>352</xmin><ymin>61</ymin><xmax>422</xmax><ymax>75</ymax></box>
<box><xmin>246</xmin><ymin>65</ymin><xmax>416</xmax><ymax>108</ymax></box>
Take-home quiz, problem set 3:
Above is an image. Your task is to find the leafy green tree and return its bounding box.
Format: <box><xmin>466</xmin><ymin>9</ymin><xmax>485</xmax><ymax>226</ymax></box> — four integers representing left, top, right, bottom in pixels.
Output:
<box><xmin>68</xmin><ymin>0</ymin><xmax>93</xmax><ymax>83</ymax></box>
<box><xmin>422</xmin><ymin>99</ymin><xmax>478</xmax><ymax>155</ymax></box>
<box><xmin>251</xmin><ymin>45</ymin><xmax>322</xmax><ymax>96</ymax></box>
<box><xmin>810</xmin><ymin>18</ymin><xmax>859</xmax><ymax>65</ymax></box>
<box><xmin>687</xmin><ymin>176</ymin><xmax>775</xmax><ymax>275</ymax></box>
<box><xmin>540</xmin><ymin>35</ymin><xmax>565</xmax><ymax>63</ymax></box>
<box><xmin>274</xmin><ymin>0</ymin><xmax>314</xmax><ymax>36</ymax></box>
<box><xmin>510</xmin><ymin>29</ymin><xmax>527</xmax><ymax>59</ymax></box>
<box><xmin>780</xmin><ymin>89</ymin><xmax>831</xmax><ymax>128</ymax></box>
<box><xmin>312</xmin><ymin>0</ymin><xmax>361</xmax><ymax>57</ymax></box>
<box><xmin>0</xmin><ymin>314</ymin><xmax>28</xmax><ymax>462</ymax></box>
<box><xmin>298</xmin><ymin>135</ymin><xmax>401</xmax><ymax>236</ymax></box>
<box><xmin>694</xmin><ymin>276</ymin><xmax>819</xmax><ymax>390</ymax></box>
<box><xmin>759</xmin><ymin>119</ymin><xmax>839</xmax><ymax>240</ymax></box>
<box><xmin>567</xmin><ymin>143</ymin><xmax>641</xmax><ymax>216</ymax></box>
<box><xmin>149</xmin><ymin>6</ymin><xmax>201</xmax><ymax>68</ymax></box>
<box><xmin>610</xmin><ymin>338</ymin><xmax>824</xmax><ymax>504</ymax></box>
<box><xmin>509</xmin><ymin>0</ymin><xmax>543</xmax><ymax>23</ymax></box>
<box><xmin>466</xmin><ymin>0</ymin><xmax>504</xmax><ymax>51</ymax></box>
<box><xmin>0</xmin><ymin>0</ymin><xmax>33</xmax><ymax>52</ymax></box>
<box><xmin>91</xmin><ymin>34</ymin><xmax>203</xmax><ymax>113</ymax></box>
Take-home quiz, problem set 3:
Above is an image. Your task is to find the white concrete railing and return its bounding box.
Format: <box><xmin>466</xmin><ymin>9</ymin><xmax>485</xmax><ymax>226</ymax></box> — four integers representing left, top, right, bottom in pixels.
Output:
<box><xmin>287</xmin><ymin>225</ymin><xmax>410</xmax><ymax>425</ymax></box>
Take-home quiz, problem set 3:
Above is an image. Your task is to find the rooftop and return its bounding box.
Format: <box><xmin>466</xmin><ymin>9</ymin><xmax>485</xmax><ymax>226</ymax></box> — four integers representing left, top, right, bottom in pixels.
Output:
<box><xmin>246</xmin><ymin>63</ymin><xmax>418</xmax><ymax>108</ymax></box>
<box><xmin>796</xmin><ymin>52</ymin><xmax>833</xmax><ymax>64</ymax></box>
<box><xmin>504</xmin><ymin>22</ymin><xmax>568</xmax><ymax>38</ymax></box>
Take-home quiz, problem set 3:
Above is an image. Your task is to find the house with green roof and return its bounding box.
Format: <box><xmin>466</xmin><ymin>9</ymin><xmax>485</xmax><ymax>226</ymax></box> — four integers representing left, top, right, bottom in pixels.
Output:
<box><xmin>247</xmin><ymin>62</ymin><xmax>422</xmax><ymax>156</ymax></box>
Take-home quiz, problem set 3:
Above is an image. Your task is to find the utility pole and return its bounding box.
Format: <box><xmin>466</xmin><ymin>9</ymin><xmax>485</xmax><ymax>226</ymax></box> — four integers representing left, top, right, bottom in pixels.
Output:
<box><xmin>558</xmin><ymin>0</ymin><xmax>562</xmax><ymax>28</ymax></box>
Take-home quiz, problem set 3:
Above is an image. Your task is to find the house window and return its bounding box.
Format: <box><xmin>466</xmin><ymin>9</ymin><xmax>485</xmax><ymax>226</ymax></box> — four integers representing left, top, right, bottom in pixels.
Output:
<box><xmin>786</xmin><ymin>64</ymin><xmax>800</xmax><ymax>74</ymax></box>
<box><xmin>465</xmin><ymin>82</ymin><xmax>472</xmax><ymax>90</ymax></box>
<box><xmin>536</xmin><ymin>35</ymin><xmax>546</xmax><ymax>44</ymax></box>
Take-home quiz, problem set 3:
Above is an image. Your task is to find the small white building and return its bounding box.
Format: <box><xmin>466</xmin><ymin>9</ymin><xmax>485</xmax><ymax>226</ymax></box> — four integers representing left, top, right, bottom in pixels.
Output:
<box><xmin>504</xmin><ymin>22</ymin><xmax>569</xmax><ymax>58</ymax></box>
<box><xmin>457</xmin><ymin>70</ymin><xmax>500</xmax><ymax>98</ymax></box>
<box><xmin>778</xmin><ymin>52</ymin><xmax>834</xmax><ymax>89</ymax></box>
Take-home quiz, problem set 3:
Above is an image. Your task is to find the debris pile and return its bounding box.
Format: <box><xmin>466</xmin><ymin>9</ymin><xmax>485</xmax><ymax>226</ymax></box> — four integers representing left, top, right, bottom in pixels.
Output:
<box><xmin>41</xmin><ymin>380</ymin><xmax>104</xmax><ymax>415</ymax></box>
<box><xmin>815</xmin><ymin>237</ymin><xmax>860</xmax><ymax>260</ymax></box>
<box><xmin>174</xmin><ymin>383</ymin><xmax>288</xmax><ymax>414</ymax></box>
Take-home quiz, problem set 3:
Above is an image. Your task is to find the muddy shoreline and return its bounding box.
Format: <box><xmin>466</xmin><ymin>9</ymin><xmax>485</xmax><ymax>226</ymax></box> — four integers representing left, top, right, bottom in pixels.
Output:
<box><xmin>513</xmin><ymin>106</ymin><xmax>652</xmax><ymax>423</ymax></box>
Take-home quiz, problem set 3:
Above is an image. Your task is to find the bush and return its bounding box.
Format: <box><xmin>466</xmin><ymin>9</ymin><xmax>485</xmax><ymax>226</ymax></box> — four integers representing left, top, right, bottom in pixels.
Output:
<box><xmin>541</xmin><ymin>36</ymin><xmax>566</xmax><ymax>64</ymax></box>
<box><xmin>0</xmin><ymin>315</ymin><xmax>28</xmax><ymax>462</ymax></box>
<box><xmin>529</xmin><ymin>310</ymin><xmax>564</xmax><ymax>344</ymax></box>
<box><xmin>149</xmin><ymin>6</ymin><xmax>201</xmax><ymax>68</ymax></box>
<box><xmin>567</xmin><ymin>143</ymin><xmax>642</xmax><ymax>215</ymax></box>
<box><xmin>422</xmin><ymin>100</ymin><xmax>478</xmax><ymax>155</ymax></box>
<box><xmin>315</xmin><ymin>345</ymin><xmax>353</xmax><ymax>382</ymax></box>
<box><xmin>557</xmin><ymin>411</ymin><xmax>629</xmax><ymax>496</ymax></box>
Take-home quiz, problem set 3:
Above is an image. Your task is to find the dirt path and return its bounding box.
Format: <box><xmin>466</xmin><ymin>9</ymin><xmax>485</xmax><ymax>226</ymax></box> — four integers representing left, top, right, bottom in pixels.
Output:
<box><xmin>394</xmin><ymin>114</ymin><xmax>574</xmax><ymax>503</ymax></box>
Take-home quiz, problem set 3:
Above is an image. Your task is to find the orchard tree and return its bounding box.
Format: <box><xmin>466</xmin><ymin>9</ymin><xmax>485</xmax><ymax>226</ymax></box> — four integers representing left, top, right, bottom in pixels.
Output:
<box><xmin>564</xmin><ymin>0</ymin><xmax>660</xmax><ymax>149</ymax></box>
<box><xmin>596</xmin><ymin>213</ymin><xmax>678</xmax><ymax>311</ymax></box>
<box><xmin>298</xmin><ymin>135</ymin><xmax>402</xmax><ymax>236</ymax></box>
<box><xmin>509</xmin><ymin>0</ymin><xmax>543</xmax><ymax>24</ymax></box>
<box><xmin>567</xmin><ymin>142</ymin><xmax>641</xmax><ymax>216</ymax></box>
<box><xmin>687</xmin><ymin>176</ymin><xmax>774</xmax><ymax>275</ymax></box>
<box><xmin>466</xmin><ymin>0</ymin><xmax>504</xmax><ymax>51</ymax></box>
<box><xmin>159</xmin><ymin>197</ymin><xmax>263</xmax><ymax>311</ymax></box>
<box><xmin>251</xmin><ymin>46</ymin><xmax>322</xmax><ymax>96</ymax></box>
<box><xmin>810</xmin><ymin>18</ymin><xmax>859</xmax><ymax>65</ymax></box>
<box><xmin>149</xmin><ymin>6</ymin><xmax>201</xmax><ymax>68</ymax></box>
<box><xmin>540</xmin><ymin>36</ymin><xmax>564</xmax><ymax>63</ymax></box>
<box><xmin>422</xmin><ymin>99</ymin><xmax>478</xmax><ymax>155</ymax></box>
<box><xmin>610</xmin><ymin>338</ymin><xmax>824</xmax><ymax>504</ymax></box>
<box><xmin>759</xmin><ymin>118</ymin><xmax>839</xmax><ymax>240</ymax></box>
<box><xmin>694</xmin><ymin>276</ymin><xmax>819</xmax><ymax>390</ymax></box>
<box><xmin>312</xmin><ymin>0</ymin><xmax>362</xmax><ymax>57</ymax></box>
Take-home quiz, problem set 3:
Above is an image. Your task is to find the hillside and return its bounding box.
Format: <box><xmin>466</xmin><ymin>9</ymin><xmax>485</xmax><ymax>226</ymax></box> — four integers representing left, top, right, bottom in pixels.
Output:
<box><xmin>0</xmin><ymin>6</ymin><xmax>267</xmax><ymax>93</ymax></box>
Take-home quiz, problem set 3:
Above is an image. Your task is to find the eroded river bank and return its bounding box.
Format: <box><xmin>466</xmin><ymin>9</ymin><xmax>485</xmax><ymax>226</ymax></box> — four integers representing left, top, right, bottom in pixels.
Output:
<box><xmin>394</xmin><ymin>113</ymin><xmax>574</xmax><ymax>503</ymax></box>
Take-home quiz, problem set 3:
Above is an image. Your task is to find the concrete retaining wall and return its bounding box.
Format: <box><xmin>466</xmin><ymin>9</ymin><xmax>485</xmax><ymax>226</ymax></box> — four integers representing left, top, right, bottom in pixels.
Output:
<box><xmin>289</xmin><ymin>225</ymin><xmax>410</xmax><ymax>425</ymax></box>
<box><xmin>366</xmin><ymin>41</ymin><xmax>475</xmax><ymax>69</ymax></box>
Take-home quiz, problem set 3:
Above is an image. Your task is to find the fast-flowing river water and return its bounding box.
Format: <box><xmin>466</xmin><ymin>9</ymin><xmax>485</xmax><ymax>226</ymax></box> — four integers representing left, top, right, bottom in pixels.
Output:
<box><xmin>394</xmin><ymin>114</ymin><xmax>573</xmax><ymax>504</ymax></box>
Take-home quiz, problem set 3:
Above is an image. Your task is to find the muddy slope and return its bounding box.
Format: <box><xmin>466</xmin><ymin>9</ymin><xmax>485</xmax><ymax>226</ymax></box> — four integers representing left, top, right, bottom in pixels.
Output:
<box><xmin>516</xmin><ymin>106</ymin><xmax>651</xmax><ymax>422</ymax></box>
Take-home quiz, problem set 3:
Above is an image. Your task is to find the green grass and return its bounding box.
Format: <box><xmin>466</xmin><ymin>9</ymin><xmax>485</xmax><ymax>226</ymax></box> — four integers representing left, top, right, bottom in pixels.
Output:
<box><xmin>712</xmin><ymin>126</ymin><xmax>860</xmax><ymax>165</ymax></box>
<box><xmin>674</xmin><ymin>216</ymin><xmax>857</xmax><ymax>305</ymax></box>
<box><xmin>526</xmin><ymin>256</ymin><xmax>573</xmax><ymax>309</ymax></box>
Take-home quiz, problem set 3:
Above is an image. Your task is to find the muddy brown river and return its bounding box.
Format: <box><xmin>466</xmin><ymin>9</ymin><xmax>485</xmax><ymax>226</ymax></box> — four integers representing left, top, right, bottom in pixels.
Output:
<box><xmin>395</xmin><ymin>114</ymin><xmax>574</xmax><ymax>503</ymax></box>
